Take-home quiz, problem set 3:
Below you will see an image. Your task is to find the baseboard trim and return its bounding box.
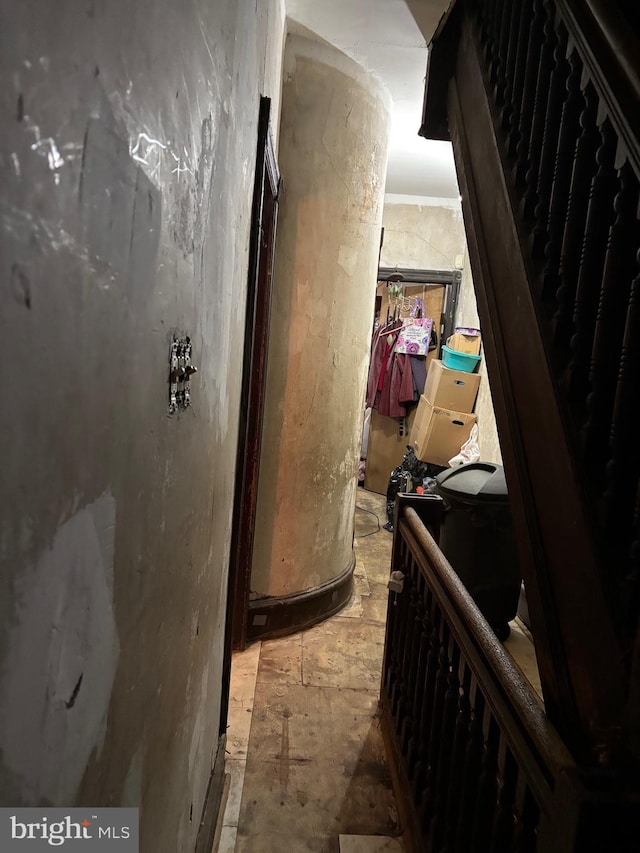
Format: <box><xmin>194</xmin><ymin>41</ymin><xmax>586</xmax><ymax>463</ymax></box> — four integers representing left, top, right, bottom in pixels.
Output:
<box><xmin>247</xmin><ymin>554</ymin><xmax>355</xmax><ymax>641</ymax></box>
<box><xmin>194</xmin><ymin>734</ymin><xmax>227</xmax><ymax>853</ymax></box>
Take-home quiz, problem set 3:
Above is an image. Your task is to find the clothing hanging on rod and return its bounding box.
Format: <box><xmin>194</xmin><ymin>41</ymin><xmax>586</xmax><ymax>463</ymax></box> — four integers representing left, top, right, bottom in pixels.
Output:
<box><xmin>368</xmin><ymin>284</ymin><xmax>437</xmax><ymax>415</ymax></box>
<box><xmin>366</xmin><ymin>314</ymin><xmax>424</xmax><ymax>417</ymax></box>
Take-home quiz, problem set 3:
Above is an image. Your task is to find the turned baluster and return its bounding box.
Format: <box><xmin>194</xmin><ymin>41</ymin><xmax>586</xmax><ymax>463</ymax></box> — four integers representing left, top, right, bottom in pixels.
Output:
<box><xmin>567</xmin><ymin>119</ymin><xmax>618</xmax><ymax>423</ymax></box>
<box><xmin>512</xmin><ymin>780</ymin><xmax>539</xmax><ymax>853</ymax></box>
<box><xmin>482</xmin><ymin>0</ymin><xmax>501</xmax><ymax>69</ymax></box>
<box><xmin>498</xmin><ymin>0</ymin><xmax>523</xmax><ymax>125</ymax></box>
<box><xmin>428</xmin><ymin>637</ymin><xmax>461</xmax><ymax>851</ymax></box>
<box><xmin>490</xmin><ymin>0</ymin><xmax>511</xmax><ymax>100</ymax></box>
<box><xmin>489</xmin><ymin>742</ymin><xmax>518</xmax><ymax>852</ymax></box>
<box><xmin>504</xmin><ymin>0</ymin><xmax>533</xmax><ymax>157</ymax></box>
<box><xmin>603</xmin><ymin>245</ymin><xmax>640</xmax><ymax>584</ymax></box>
<box><xmin>531</xmin><ymin>22</ymin><xmax>571</xmax><ymax>265</ymax></box>
<box><xmin>443</xmin><ymin>661</ymin><xmax>473</xmax><ymax>851</ymax></box>
<box><xmin>549</xmin><ymin>79</ymin><xmax>599</xmax><ymax>352</ymax></box>
<box><xmin>409</xmin><ymin>585</ymin><xmax>435</xmax><ymax>800</ymax></box>
<box><xmin>521</xmin><ymin>0</ymin><xmax>559</xmax><ymax>225</ymax></box>
<box><xmin>413</xmin><ymin>600</ymin><xmax>442</xmax><ymax>809</ymax></box>
<box><xmin>401</xmin><ymin>570</ymin><xmax>424</xmax><ymax>755</ymax></box>
<box><xmin>390</xmin><ymin>552</ymin><xmax>412</xmax><ymax>719</ymax></box>
<box><xmin>470</xmin><ymin>713</ymin><xmax>500</xmax><ymax>852</ymax></box>
<box><xmin>455</xmin><ymin>683</ymin><xmax>486</xmax><ymax>850</ymax></box>
<box><xmin>626</xmin><ymin>491</ymin><xmax>640</xmax><ymax>638</ymax></box>
<box><xmin>513</xmin><ymin>0</ymin><xmax>546</xmax><ymax>192</ymax></box>
<box><xmin>543</xmin><ymin>48</ymin><xmax>585</xmax><ymax>307</ymax></box>
<box><xmin>421</xmin><ymin>621</ymin><xmax>451</xmax><ymax>836</ymax></box>
<box><xmin>584</xmin><ymin>162</ymin><xmax>639</xmax><ymax>495</ymax></box>
<box><xmin>396</xmin><ymin>556</ymin><xmax>419</xmax><ymax>738</ymax></box>
<box><xmin>407</xmin><ymin>574</ymin><xmax>430</xmax><ymax>780</ymax></box>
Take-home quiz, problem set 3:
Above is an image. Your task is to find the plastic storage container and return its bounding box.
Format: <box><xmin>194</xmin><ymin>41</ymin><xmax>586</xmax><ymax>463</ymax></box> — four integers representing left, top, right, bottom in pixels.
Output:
<box><xmin>435</xmin><ymin>461</ymin><xmax>521</xmax><ymax>640</ymax></box>
<box><xmin>441</xmin><ymin>344</ymin><xmax>481</xmax><ymax>373</ymax></box>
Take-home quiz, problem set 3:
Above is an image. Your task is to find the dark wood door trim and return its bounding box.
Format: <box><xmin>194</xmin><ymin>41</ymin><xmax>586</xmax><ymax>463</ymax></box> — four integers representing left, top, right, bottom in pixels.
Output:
<box><xmin>230</xmin><ymin>97</ymin><xmax>280</xmax><ymax>652</ymax></box>
<box><xmin>221</xmin><ymin>97</ymin><xmax>280</xmax><ymax>733</ymax></box>
<box><xmin>376</xmin><ymin>267</ymin><xmax>461</xmax><ymax>356</ymax></box>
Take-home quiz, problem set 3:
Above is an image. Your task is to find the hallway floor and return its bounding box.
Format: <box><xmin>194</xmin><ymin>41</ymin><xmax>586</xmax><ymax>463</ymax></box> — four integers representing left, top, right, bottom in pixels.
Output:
<box><xmin>217</xmin><ymin>489</ymin><xmax>541</xmax><ymax>853</ymax></box>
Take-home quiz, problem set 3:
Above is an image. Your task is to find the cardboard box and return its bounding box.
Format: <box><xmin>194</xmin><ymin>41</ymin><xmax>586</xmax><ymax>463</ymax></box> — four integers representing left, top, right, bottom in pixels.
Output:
<box><xmin>447</xmin><ymin>329</ymin><xmax>482</xmax><ymax>355</ymax></box>
<box><xmin>364</xmin><ymin>407</ymin><xmax>417</xmax><ymax>495</ymax></box>
<box><xmin>423</xmin><ymin>359</ymin><xmax>480</xmax><ymax>413</ymax></box>
<box><xmin>411</xmin><ymin>396</ymin><xmax>477</xmax><ymax>466</ymax></box>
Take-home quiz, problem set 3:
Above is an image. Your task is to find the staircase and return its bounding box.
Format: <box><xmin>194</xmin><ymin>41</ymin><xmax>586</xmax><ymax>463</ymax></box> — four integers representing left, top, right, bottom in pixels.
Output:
<box><xmin>380</xmin><ymin>1</ymin><xmax>640</xmax><ymax>848</ymax></box>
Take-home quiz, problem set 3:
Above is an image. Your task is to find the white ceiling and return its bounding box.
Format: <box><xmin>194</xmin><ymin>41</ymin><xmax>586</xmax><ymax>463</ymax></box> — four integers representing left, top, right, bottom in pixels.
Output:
<box><xmin>284</xmin><ymin>0</ymin><xmax>460</xmax><ymax>201</ymax></box>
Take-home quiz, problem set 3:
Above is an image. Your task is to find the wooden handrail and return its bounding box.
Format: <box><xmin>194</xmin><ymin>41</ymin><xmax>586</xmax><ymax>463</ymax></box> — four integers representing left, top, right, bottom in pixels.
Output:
<box><xmin>382</xmin><ymin>498</ymin><xmax>640</xmax><ymax>850</ymax></box>
<box><xmin>404</xmin><ymin>507</ymin><xmax>573</xmax><ymax>764</ymax></box>
<box><xmin>401</xmin><ymin>507</ymin><xmax>575</xmax><ymax>798</ymax></box>
<box><xmin>569</xmin><ymin>0</ymin><xmax>640</xmax><ymax>97</ymax></box>
<box><xmin>380</xmin><ymin>496</ymin><xmax>583</xmax><ymax>850</ymax></box>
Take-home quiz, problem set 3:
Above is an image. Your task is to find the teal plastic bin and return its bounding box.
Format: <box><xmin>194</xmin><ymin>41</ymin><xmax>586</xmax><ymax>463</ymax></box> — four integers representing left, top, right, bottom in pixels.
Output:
<box><xmin>442</xmin><ymin>344</ymin><xmax>481</xmax><ymax>373</ymax></box>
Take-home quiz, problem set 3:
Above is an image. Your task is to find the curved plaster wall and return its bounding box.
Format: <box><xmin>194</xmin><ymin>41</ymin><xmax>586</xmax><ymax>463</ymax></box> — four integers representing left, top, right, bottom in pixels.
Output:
<box><xmin>0</xmin><ymin>0</ymin><xmax>285</xmax><ymax>846</ymax></box>
<box><xmin>251</xmin><ymin>31</ymin><xmax>390</xmax><ymax>624</ymax></box>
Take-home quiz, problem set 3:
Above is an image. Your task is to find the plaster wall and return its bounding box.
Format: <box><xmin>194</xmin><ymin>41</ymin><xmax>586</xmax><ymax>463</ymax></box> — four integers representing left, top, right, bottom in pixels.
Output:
<box><xmin>380</xmin><ymin>200</ymin><xmax>465</xmax><ymax>269</ymax></box>
<box><xmin>0</xmin><ymin>1</ymin><xmax>284</xmax><ymax>850</ymax></box>
<box><xmin>251</xmin><ymin>32</ymin><xmax>390</xmax><ymax>598</ymax></box>
<box><xmin>456</xmin><ymin>245</ymin><xmax>503</xmax><ymax>465</ymax></box>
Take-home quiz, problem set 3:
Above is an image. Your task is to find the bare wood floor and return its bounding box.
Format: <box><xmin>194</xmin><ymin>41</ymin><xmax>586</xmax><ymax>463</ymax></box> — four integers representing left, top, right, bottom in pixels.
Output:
<box><xmin>218</xmin><ymin>489</ymin><xmax>541</xmax><ymax>852</ymax></box>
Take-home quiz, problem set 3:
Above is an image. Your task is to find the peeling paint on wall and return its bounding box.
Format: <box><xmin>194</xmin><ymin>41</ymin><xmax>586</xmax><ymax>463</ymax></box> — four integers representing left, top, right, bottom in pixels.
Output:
<box><xmin>380</xmin><ymin>202</ymin><xmax>465</xmax><ymax>270</ymax></box>
<box><xmin>0</xmin><ymin>492</ymin><xmax>119</xmax><ymax>805</ymax></box>
<box><xmin>252</xmin><ymin>34</ymin><xmax>390</xmax><ymax>598</ymax></box>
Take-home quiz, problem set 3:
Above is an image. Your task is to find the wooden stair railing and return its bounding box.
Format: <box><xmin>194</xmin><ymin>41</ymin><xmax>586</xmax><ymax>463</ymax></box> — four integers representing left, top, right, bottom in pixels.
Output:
<box><xmin>381</xmin><ymin>495</ymin><xmax>640</xmax><ymax>852</ymax></box>
<box><xmin>418</xmin><ymin>0</ymin><xmax>640</xmax><ymax>767</ymax></box>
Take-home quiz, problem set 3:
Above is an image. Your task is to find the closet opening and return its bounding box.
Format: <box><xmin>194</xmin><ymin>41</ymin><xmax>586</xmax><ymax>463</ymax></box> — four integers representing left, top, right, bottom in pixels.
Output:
<box><xmin>362</xmin><ymin>267</ymin><xmax>461</xmax><ymax>496</ymax></box>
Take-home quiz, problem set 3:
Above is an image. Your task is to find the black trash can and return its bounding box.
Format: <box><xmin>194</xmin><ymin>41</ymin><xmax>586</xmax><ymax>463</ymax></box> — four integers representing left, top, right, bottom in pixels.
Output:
<box><xmin>435</xmin><ymin>462</ymin><xmax>521</xmax><ymax>640</ymax></box>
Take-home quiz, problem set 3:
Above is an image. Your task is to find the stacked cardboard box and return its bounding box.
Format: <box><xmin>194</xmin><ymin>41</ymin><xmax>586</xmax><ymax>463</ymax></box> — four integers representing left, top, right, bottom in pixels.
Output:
<box><xmin>447</xmin><ymin>327</ymin><xmax>482</xmax><ymax>355</ymax></box>
<box><xmin>411</xmin><ymin>359</ymin><xmax>480</xmax><ymax>466</ymax></box>
<box><xmin>423</xmin><ymin>359</ymin><xmax>480</xmax><ymax>410</ymax></box>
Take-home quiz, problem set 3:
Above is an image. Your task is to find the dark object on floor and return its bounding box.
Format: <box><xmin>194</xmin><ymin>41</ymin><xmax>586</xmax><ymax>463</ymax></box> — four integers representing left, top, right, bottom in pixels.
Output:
<box><xmin>435</xmin><ymin>462</ymin><xmax>521</xmax><ymax>642</ymax></box>
<box><xmin>384</xmin><ymin>446</ymin><xmax>445</xmax><ymax>530</ymax></box>
<box><xmin>385</xmin><ymin>466</ymin><xmax>403</xmax><ymax>529</ymax></box>
<box><xmin>358</xmin><ymin>457</ymin><xmax>366</xmax><ymax>486</ymax></box>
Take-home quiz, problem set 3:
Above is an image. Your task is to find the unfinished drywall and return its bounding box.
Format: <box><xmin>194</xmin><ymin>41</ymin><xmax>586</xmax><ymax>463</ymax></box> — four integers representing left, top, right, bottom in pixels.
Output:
<box><xmin>251</xmin><ymin>31</ymin><xmax>390</xmax><ymax>601</ymax></box>
<box><xmin>0</xmin><ymin>1</ymin><xmax>284</xmax><ymax>850</ymax></box>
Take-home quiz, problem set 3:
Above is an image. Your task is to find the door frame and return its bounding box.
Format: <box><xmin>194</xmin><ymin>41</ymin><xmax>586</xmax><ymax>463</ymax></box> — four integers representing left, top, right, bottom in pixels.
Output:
<box><xmin>377</xmin><ymin>266</ymin><xmax>462</xmax><ymax>353</ymax></box>
<box><xmin>223</xmin><ymin>95</ymin><xmax>281</xmax><ymax>673</ymax></box>
<box><xmin>200</xmin><ymin>95</ymin><xmax>280</xmax><ymax>853</ymax></box>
